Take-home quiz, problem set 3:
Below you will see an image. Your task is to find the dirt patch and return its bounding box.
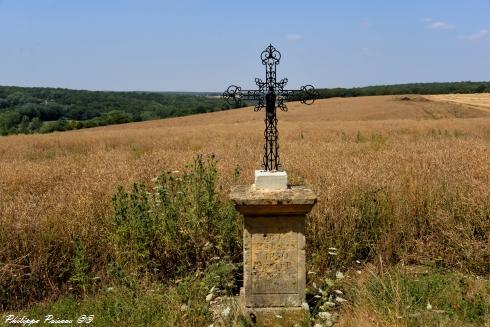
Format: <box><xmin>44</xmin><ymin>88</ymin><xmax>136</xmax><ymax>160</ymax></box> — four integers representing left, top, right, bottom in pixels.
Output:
<box><xmin>397</xmin><ymin>95</ymin><xmax>430</xmax><ymax>102</ymax></box>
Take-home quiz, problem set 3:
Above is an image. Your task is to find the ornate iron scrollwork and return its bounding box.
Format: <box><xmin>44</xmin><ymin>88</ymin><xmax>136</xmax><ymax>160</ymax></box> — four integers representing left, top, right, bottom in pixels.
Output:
<box><xmin>223</xmin><ymin>44</ymin><xmax>318</xmax><ymax>171</ymax></box>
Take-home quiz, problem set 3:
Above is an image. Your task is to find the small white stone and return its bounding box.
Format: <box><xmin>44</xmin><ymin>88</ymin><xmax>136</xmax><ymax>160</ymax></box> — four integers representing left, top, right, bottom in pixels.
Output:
<box><xmin>318</xmin><ymin>311</ymin><xmax>332</xmax><ymax>320</ymax></box>
<box><xmin>356</xmin><ymin>270</ymin><xmax>362</xmax><ymax>274</ymax></box>
<box><xmin>335</xmin><ymin>296</ymin><xmax>347</xmax><ymax>303</ymax></box>
<box><xmin>426</xmin><ymin>302</ymin><xmax>432</xmax><ymax>310</ymax></box>
<box><xmin>314</xmin><ymin>295</ymin><xmax>322</xmax><ymax>298</ymax></box>
<box><xmin>275</xmin><ymin>315</ymin><xmax>283</xmax><ymax>319</ymax></box>
<box><xmin>336</xmin><ymin>271</ymin><xmax>344</xmax><ymax>279</ymax></box>
<box><xmin>209</xmin><ymin>286</ymin><xmax>216</xmax><ymax>293</ymax></box>
<box><xmin>205</xmin><ymin>293</ymin><xmax>213</xmax><ymax>302</ymax></box>
<box><xmin>334</xmin><ymin>289</ymin><xmax>343</xmax><ymax>295</ymax></box>
<box><xmin>356</xmin><ymin>260</ymin><xmax>361</xmax><ymax>264</ymax></box>
<box><xmin>222</xmin><ymin>307</ymin><xmax>231</xmax><ymax>317</ymax></box>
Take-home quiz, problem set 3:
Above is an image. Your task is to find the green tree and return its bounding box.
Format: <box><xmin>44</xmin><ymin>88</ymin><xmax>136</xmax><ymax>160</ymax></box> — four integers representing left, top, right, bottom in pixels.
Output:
<box><xmin>0</xmin><ymin>111</ymin><xmax>21</xmax><ymax>135</ymax></box>
<box><xmin>18</xmin><ymin>115</ymin><xmax>30</xmax><ymax>134</ymax></box>
<box><xmin>28</xmin><ymin>117</ymin><xmax>42</xmax><ymax>132</ymax></box>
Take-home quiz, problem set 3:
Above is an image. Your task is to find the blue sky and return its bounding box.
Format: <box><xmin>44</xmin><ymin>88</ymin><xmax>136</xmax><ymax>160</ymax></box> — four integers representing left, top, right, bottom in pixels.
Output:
<box><xmin>1</xmin><ymin>0</ymin><xmax>489</xmax><ymax>91</ymax></box>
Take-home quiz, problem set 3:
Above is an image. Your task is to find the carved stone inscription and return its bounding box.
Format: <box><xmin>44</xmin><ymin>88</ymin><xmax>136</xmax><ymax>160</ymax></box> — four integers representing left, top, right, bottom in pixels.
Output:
<box><xmin>249</xmin><ymin>220</ymin><xmax>298</xmax><ymax>294</ymax></box>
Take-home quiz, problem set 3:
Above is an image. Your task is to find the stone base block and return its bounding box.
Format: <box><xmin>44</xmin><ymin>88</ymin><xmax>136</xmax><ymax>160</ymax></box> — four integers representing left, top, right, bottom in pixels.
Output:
<box><xmin>240</xmin><ymin>306</ymin><xmax>308</xmax><ymax>327</ymax></box>
<box><xmin>239</xmin><ymin>289</ymin><xmax>309</xmax><ymax>327</ymax></box>
<box><xmin>230</xmin><ymin>183</ymin><xmax>317</xmax><ymax>327</ymax></box>
<box><xmin>254</xmin><ymin>170</ymin><xmax>287</xmax><ymax>191</ymax></box>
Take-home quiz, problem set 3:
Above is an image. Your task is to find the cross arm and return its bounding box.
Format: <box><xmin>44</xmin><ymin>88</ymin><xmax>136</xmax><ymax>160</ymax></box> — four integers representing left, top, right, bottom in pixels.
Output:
<box><xmin>279</xmin><ymin>85</ymin><xmax>318</xmax><ymax>105</ymax></box>
<box><xmin>222</xmin><ymin>85</ymin><xmax>266</xmax><ymax>111</ymax></box>
<box><xmin>274</xmin><ymin>85</ymin><xmax>318</xmax><ymax>112</ymax></box>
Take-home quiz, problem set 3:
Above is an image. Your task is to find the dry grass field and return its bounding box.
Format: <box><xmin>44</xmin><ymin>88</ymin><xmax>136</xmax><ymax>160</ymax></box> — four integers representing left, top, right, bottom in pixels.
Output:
<box><xmin>428</xmin><ymin>93</ymin><xmax>490</xmax><ymax>111</ymax></box>
<box><xmin>1</xmin><ymin>94</ymin><xmax>489</xmax><ymax>325</ymax></box>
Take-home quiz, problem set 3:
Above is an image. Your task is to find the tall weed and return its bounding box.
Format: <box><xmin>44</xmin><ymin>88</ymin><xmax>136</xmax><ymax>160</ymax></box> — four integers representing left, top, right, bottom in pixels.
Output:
<box><xmin>110</xmin><ymin>154</ymin><xmax>242</xmax><ymax>281</ymax></box>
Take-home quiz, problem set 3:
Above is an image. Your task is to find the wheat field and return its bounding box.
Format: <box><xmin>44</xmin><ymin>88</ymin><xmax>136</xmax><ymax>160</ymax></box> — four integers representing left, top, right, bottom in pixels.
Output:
<box><xmin>1</xmin><ymin>94</ymin><xmax>488</xmax><ymax>225</ymax></box>
<box><xmin>1</xmin><ymin>95</ymin><xmax>489</xmax><ymax>323</ymax></box>
<box><xmin>428</xmin><ymin>93</ymin><xmax>490</xmax><ymax>111</ymax></box>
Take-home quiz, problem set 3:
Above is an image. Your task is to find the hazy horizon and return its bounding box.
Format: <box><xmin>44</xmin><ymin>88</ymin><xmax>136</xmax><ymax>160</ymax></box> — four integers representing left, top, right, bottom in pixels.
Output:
<box><xmin>2</xmin><ymin>80</ymin><xmax>490</xmax><ymax>94</ymax></box>
<box><xmin>1</xmin><ymin>0</ymin><xmax>489</xmax><ymax>92</ymax></box>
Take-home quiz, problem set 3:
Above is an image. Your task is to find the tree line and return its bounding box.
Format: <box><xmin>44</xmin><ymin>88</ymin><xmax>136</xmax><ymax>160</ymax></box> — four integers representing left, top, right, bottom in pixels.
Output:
<box><xmin>1</xmin><ymin>81</ymin><xmax>489</xmax><ymax>136</ymax></box>
<box><xmin>0</xmin><ymin>86</ymin><xmax>234</xmax><ymax>136</ymax></box>
<box><xmin>315</xmin><ymin>81</ymin><xmax>490</xmax><ymax>99</ymax></box>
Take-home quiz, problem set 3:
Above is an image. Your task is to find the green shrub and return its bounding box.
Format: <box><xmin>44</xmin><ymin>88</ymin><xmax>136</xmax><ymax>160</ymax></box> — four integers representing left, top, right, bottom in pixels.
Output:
<box><xmin>110</xmin><ymin>154</ymin><xmax>242</xmax><ymax>281</ymax></box>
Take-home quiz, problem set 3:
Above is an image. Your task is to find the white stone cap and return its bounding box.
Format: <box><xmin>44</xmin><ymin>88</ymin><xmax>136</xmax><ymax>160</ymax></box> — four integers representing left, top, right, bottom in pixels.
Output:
<box><xmin>254</xmin><ymin>170</ymin><xmax>288</xmax><ymax>191</ymax></box>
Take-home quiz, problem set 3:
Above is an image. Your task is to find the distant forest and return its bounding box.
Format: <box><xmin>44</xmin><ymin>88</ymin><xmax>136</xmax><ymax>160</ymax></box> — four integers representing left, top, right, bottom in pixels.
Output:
<box><xmin>0</xmin><ymin>86</ymin><xmax>234</xmax><ymax>136</ymax></box>
<box><xmin>315</xmin><ymin>81</ymin><xmax>490</xmax><ymax>99</ymax></box>
<box><xmin>1</xmin><ymin>81</ymin><xmax>489</xmax><ymax>136</ymax></box>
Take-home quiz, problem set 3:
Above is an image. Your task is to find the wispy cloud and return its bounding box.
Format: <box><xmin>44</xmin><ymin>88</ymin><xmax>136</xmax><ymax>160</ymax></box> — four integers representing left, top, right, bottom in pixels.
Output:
<box><xmin>287</xmin><ymin>34</ymin><xmax>302</xmax><ymax>42</ymax></box>
<box><xmin>461</xmin><ymin>29</ymin><xmax>489</xmax><ymax>41</ymax></box>
<box><xmin>430</xmin><ymin>21</ymin><xmax>455</xmax><ymax>30</ymax></box>
<box><xmin>423</xmin><ymin>18</ymin><xmax>455</xmax><ymax>30</ymax></box>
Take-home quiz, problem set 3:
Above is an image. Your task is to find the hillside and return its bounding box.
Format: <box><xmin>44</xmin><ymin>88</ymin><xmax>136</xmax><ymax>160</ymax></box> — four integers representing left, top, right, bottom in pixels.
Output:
<box><xmin>0</xmin><ymin>86</ymin><xmax>230</xmax><ymax>135</ymax></box>
<box><xmin>2</xmin><ymin>81</ymin><xmax>490</xmax><ymax>136</ymax></box>
<box><xmin>1</xmin><ymin>95</ymin><xmax>489</xmax><ymax>326</ymax></box>
<box><xmin>428</xmin><ymin>93</ymin><xmax>490</xmax><ymax>111</ymax></box>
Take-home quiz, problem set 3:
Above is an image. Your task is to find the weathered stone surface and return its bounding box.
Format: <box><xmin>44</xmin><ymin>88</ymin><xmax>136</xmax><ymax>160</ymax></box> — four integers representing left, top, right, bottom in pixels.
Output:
<box><xmin>230</xmin><ymin>185</ymin><xmax>317</xmax><ymax>216</ymax></box>
<box><xmin>230</xmin><ymin>184</ymin><xmax>316</xmax><ymax>325</ymax></box>
<box><xmin>240</xmin><ymin>304</ymin><xmax>309</xmax><ymax>327</ymax></box>
<box><xmin>230</xmin><ymin>185</ymin><xmax>317</xmax><ymax>205</ymax></box>
<box><xmin>244</xmin><ymin>216</ymin><xmax>305</xmax><ymax>307</ymax></box>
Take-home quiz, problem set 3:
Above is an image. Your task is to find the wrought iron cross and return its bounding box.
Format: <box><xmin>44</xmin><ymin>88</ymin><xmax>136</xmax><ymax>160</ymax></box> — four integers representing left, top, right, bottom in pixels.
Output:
<box><xmin>223</xmin><ymin>44</ymin><xmax>317</xmax><ymax>171</ymax></box>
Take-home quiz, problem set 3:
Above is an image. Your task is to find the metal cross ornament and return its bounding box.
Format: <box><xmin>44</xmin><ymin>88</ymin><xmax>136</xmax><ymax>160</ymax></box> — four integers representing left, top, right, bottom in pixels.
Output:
<box><xmin>223</xmin><ymin>44</ymin><xmax>318</xmax><ymax>171</ymax></box>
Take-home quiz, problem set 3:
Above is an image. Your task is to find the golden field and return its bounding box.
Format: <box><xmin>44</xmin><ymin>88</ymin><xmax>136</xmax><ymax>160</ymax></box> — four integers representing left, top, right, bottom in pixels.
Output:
<box><xmin>1</xmin><ymin>94</ymin><xmax>490</xmax><ymax>325</ymax></box>
<box><xmin>428</xmin><ymin>93</ymin><xmax>490</xmax><ymax>111</ymax></box>
<box><xmin>1</xmin><ymin>95</ymin><xmax>488</xmax><ymax>233</ymax></box>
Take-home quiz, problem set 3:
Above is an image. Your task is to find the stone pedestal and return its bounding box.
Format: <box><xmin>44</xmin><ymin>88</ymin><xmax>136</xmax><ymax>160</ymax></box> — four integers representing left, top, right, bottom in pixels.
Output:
<box><xmin>230</xmin><ymin>184</ymin><xmax>317</xmax><ymax>326</ymax></box>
